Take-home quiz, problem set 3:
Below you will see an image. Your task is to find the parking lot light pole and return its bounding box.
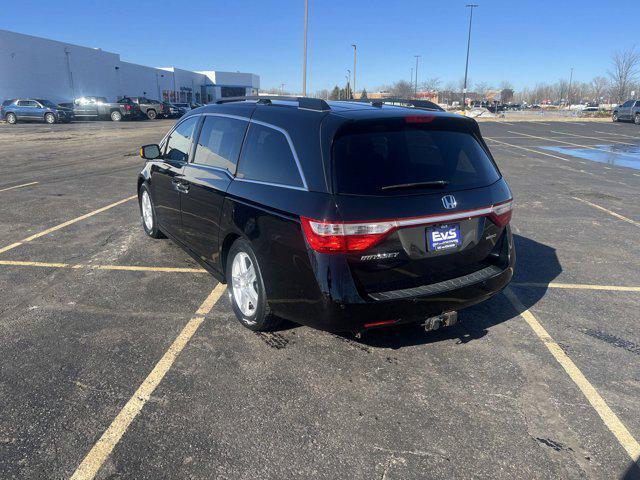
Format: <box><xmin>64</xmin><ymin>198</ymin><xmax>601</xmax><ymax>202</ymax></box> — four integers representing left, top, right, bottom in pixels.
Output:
<box><xmin>347</xmin><ymin>69</ymin><xmax>351</xmax><ymax>98</ymax></box>
<box><xmin>462</xmin><ymin>4</ymin><xmax>478</xmax><ymax>110</ymax></box>
<box><xmin>351</xmin><ymin>44</ymin><xmax>357</xmax><ymax>98</ymax></box>
<box><xmin>567</xmin><ymin>67</ymin><xmax>574</xmax><ymax>107</ymax></box>
<box><xmin>414</xmin><ymin>55</ymin><xmax>421</xmax><ymax>98</ymax></box>
<box><xmin>302</xmin><ymin>0</ymin><xmax>309</xmax><ymax>97</ymax></box>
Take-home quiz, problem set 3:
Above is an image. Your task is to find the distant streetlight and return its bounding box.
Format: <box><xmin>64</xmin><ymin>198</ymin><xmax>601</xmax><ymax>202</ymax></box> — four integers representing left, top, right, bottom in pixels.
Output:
<box><xmin>302</xmin><ymin>0</ymin><xmax>309</xmax><ymax>96</ymax></box>
<box><xmin>462</xmin><ymin>4</ymin><xmax>478</xmax><ymax>109</ymax></box>
<box><xmin>281</xmin><ymin>83</ymin><xmax>286</xmax><ymax>95</ymax></box>
<box><xmin>345</xmin><ymin>75</ymin><xmax>349</xmax><ymax>99</ymax></box>
<box><xmin>567</xmin><ymin>67</ymin><xmax>574</xmax><ymax>107</ymax></box>
<box><xmin>351</xmin><ymin>44</ymin><xmax>357</xmax><ymax>97</ymax></box>
<box><xmin>414</xmin><ymin>55</ymin><xmax>421</xmax><ymax>98</ymax></box>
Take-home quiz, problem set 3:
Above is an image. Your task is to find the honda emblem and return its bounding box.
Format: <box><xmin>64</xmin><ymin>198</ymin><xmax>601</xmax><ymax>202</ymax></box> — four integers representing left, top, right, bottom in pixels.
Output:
<box><xmin>442</xmin><ymin>195</ymin><xmax>457</xmax><ymax>210</ymax></box>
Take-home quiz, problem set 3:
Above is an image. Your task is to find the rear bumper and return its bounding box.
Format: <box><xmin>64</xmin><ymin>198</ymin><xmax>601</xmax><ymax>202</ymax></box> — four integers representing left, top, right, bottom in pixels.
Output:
<box><xmin>296</xmin><ymin>263</ymin><xmax>513</xmax><ymax>332</ymax></box>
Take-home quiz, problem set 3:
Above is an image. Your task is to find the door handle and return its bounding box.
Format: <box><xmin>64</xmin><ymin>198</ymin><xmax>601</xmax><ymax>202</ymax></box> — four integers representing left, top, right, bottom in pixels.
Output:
<box><xmin>173</xmin><ymin>179</ymin><xmax>190</xmax><ymax>194</ymax></box>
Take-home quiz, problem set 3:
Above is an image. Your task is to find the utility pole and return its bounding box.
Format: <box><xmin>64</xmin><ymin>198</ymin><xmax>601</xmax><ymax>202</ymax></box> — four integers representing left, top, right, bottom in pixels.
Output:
<box><xmin>414</xmin><ymin>55</ymin><xmax>421</xmax><ymax>98</ymax></box>
<box><xmin>410</xmin><ymin>67</ymin><xmax>414</xmax><ymax>88</ymax></box>
<box><xmin>302</xmin><ymin>0</ymin><xmax>309</xmax><ymax>96</ymax></box>
<box><xmin>567</xmin><ymin>67</ymin><xmax>574</xmax><ymax>107</ymax></box>
<box><xmin>351</xmin><ymin>44</ymin><xmax>357</xmax><ymax>98</ymax></box>
<box><xmin>281</xmin><ymin>83</ymin><xmax>286</xmax><ymax>95</ymax></box>
<box><xmin>347</xmin><ymin>69</ymin><xmax>351</xmax><ymax>99</ymax></box>
<box><xmin>462</xmin><ymin>4</ymin><xmax>478</xmax><ymax>110</ymax></box>
<box><xmin>345</xmin><ymin>75</ymin><xmax>349</xmax><ymax>99</ymax></box>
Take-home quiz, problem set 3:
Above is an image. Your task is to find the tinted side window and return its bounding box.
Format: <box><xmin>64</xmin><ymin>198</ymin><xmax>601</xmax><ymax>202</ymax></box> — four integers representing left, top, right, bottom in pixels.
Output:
<box><xmin>193</xmin><ymin>116</ymin><xmax>247</xmax><ymax>173</ymax></box>
<box><xmin>237</xmin><ymin>123</ymin><xmax>303</xmax><ymax>188</ymax></box>
<box><xmin>164</xmin><ymin>116</ymin><xmax>199</xmax><ymax>162</ymax></box>
<box><xmin>623</xmin><ymin>101</ymin><xmax>633</xmax><ymax>107</ymax></box>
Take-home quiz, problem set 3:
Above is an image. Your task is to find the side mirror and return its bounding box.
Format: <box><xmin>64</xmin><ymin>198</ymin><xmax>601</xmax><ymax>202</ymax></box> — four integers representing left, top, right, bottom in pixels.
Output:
<box><xmin>140</xmin><ymin>144</ymin><xmax>161</xmax><ymax>160</ymax></box>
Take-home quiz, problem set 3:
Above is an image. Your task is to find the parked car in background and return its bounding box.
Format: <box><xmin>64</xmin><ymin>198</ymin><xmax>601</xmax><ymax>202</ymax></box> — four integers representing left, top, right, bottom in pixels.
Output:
<box><xmin>136</xmin><ymin>97</ymin><xmax>515</xmax><ymax>334</ymax></box>
<box><xmin>173</xmin><ymin>102</ymin><xmax>192</xmax><ymax>112</ymax></box>
<box><xmin>67</xmin><ymin>96</ymin><xmax>140</xmax><ymax>122</ymax></box>
<box><xmin>612</xmin><ymin>100</ymin><xmax>640</xmax><ymax>124</ymax></box>
<box><xmin>124</xmin><ymin>97</ymin><xmax>164</xmax><ymax>120</ymax></box>
<box><xmin>161</xmin><ymin>101</ymin><xmax>184</xmax><ymax>118</ymax></box>
<box><xmin>1</xmin><ymin>98</ymin><xmax>73</xmax><ymax>124</ymax></box>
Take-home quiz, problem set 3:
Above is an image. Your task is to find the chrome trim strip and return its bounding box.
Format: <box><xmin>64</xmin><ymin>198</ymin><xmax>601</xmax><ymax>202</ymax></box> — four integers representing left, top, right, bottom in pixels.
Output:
<box><xmin>395</xmin><ymin>207</ymin><xmax>494</xmax><ymax>227</ymax></box>
<box><xmin>202</xmin><ymin>112</ymin><xmax>251</xmax><ymax>122</ymax></box>
<box><xmin>234</xmin><ymin>177</ymin><xmax>307</xmax><ymax>191</ymax></box>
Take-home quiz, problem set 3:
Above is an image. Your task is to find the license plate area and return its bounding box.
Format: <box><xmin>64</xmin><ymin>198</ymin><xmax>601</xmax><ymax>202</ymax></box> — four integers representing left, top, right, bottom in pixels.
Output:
<box><xmin>427</xmin><ymin>223</ymin><xmax>461</xmax><ymax>252</ymax></box>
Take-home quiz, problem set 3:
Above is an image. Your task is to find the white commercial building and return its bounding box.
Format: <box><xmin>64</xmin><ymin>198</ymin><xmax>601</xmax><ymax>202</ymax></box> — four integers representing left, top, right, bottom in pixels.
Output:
<box><xmin>0</xmin><ymin>29</ymin><xmax>259</xmax><ymax>104</ymax></box>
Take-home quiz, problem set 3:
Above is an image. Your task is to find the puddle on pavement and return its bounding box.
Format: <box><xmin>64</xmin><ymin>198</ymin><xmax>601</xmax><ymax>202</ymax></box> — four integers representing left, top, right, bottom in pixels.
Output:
<box><xmin>540</xmin><ymin>144</ymin><xmax>640</xmax><ymax>170</ymax></box>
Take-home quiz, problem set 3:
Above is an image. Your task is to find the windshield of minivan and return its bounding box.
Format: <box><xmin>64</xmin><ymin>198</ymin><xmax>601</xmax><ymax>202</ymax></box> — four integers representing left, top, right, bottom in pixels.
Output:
<box><xmin>333</xmin><ymin>125</ymin><xmax>500</xmax><ymax>195</ymax></box>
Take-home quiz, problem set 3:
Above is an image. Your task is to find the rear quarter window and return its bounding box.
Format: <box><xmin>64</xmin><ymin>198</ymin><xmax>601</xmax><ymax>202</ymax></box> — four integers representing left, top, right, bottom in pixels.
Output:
<box><xmin>333</xmin><ymin>123</ymin><xmax>500</xmax><ymax>196</ymax></box>
<box><xmin>236</xmin><ymin>123</ymin><xmax>304</xmax><ymax>188</ymax></box>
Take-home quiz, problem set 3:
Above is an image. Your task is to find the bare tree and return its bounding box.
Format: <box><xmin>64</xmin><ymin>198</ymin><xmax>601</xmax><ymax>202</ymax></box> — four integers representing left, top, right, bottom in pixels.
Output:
<box><xmin>474</xmin><ymin>82</ymin><xmax>493</xmax><ymax>98</ymax></box>
<box><xmin>608</xmin><ymin>46</ymin><xmax>640</xmax><ymax>103</ymax></box>
<box><xmin>499</xmin><ymin>80</ymin><xmax>514</xmax><ymax>91</ymax></box>
<box><xmin>389</xmin><ymin>80</ymin><xmax>415</xmax><ymax>98</ymax></box>
<box><xmin>421</xmin><ymin>77</ymin><xmax>442</xmax><ymax>91</ymax></box>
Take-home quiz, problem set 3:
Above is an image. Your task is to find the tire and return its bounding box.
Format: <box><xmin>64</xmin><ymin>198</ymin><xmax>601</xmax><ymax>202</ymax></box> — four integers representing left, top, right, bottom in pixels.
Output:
<box><xmin>138</xmin><ymin>183</ymin><xmax>164</xmax><ymax>238</ymax></box>
<box><xmin>635</xmin><ymin>113</ymin><xmax>640</xmax><ymax>125</ymax></box>
<box><xmin>612</xmin><ymin>112</ymin><xmax>618</xmax><ymax>122</ymax></box>
<box><xmin>146</xmin><ymin>109</ymin><xmax>157</xmax><ymax>120</ymax></box>
<box><xmin>44</xmin><ymin>112</ymin><xmax>56</xmax><ymax>124</ymax></box>
<box><xmin>110</xmin><ymin>110</ymin><xmax>122</xmax><ymax>122</ymax></box>
<box><xmin>226</xmin><ymin>238</ymin><xmax>282</xmax><ymax>331</ymax></box>
<box><xmin>5</xmin><ymin>112</ymin><xmax>17</xmax><ymax>124</ymax></box>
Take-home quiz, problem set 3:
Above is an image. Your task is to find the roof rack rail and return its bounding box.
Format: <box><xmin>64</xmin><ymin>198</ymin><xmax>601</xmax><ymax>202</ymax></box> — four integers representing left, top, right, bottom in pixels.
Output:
<box><xmin>353</xmin><ymin>98</ymin><xmax>444</xmax><ymax>112</ymax></box>
<box><xmin>215</xmin><ymin>95</ymin><xmax>331</xmax><ymax>112</ymax></box>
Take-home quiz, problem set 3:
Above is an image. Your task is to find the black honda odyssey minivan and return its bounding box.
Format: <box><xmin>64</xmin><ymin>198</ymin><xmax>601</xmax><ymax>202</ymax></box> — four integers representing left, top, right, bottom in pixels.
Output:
<box><xmin>138</xmin><ymin>97</ymin><xmax>514</xmax><ymax>333</ymax></box>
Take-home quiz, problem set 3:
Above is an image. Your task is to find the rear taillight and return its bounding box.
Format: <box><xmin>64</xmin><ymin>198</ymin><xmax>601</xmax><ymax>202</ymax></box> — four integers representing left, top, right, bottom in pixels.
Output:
<box><xmin>488</xmin><ymin>200</ymin><xmax>513</xmax><ymax>227</ymax></box>
<box><xmin>300</xmin><ymin>217</ymin><xmax>397</xmax><ymax>253</ymax></box>
<box><xmin>301</xmin><ymin>199</ymin><xmax>513</xmax><ymax>254</ymax></box>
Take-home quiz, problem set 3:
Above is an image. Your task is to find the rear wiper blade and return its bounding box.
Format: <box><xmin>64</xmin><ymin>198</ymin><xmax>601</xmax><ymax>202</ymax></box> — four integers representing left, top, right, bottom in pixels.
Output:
<box><xmin>380</xmin><ymin>180</ymin><xmax>450</xmax><ymax>191</ymax></box>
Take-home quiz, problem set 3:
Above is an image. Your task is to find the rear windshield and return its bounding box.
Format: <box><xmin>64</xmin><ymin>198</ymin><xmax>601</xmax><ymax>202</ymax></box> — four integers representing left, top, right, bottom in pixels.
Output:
<box><xmin>333</xmin><ymin>123</ymin><xmax>500</xmax><ymax>195</ymax></box>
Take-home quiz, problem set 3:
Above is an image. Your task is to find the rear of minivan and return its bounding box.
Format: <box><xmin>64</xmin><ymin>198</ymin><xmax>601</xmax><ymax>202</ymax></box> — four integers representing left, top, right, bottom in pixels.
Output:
<box><xmin>299</xmin><ymin>110</ymin><xmax>514</xmax><ymax>331</ymax></box>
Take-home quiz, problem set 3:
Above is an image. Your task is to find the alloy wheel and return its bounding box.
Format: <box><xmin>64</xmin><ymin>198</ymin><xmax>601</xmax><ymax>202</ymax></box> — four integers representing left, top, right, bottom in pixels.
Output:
<box><xmin>141</xmin><ymin>190</ymin><xmax>153</xmax><ymax>230</ymax></box>
<box><xmin>231</xmin><ymin>252</ymin><xmax>259</xmax><ymax>318</ymax></box>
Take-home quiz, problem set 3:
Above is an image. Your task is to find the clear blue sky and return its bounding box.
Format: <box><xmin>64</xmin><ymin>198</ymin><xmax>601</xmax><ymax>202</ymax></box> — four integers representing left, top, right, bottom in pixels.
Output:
<box><xmin>2</xmin><ymin>0</ymin><xmax>637</xmax><ymax>93</ymax></box>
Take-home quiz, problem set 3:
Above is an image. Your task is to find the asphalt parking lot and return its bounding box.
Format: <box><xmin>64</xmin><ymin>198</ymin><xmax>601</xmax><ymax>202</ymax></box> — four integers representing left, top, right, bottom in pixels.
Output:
<box><xmin>1</xmin><ymin>117</ymin><xmax>639</xmax><ymax>479</ymax></box>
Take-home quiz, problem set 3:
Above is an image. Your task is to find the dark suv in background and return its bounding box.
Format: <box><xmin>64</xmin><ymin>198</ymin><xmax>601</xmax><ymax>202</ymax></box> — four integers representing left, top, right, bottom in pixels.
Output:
<box><xmin>124</xmin><ymin>97</ymin><xmax>164</xmax><ymax>119</ymax></box>
<box><xmin>137</xmin><ymin>97</ymin><xmax>515</xmax><ymax>334</ymax></box>
<box><xmin>1</xmin><ymin>98</ymin><xmax>73</xmax><ymax>124</ymax></box>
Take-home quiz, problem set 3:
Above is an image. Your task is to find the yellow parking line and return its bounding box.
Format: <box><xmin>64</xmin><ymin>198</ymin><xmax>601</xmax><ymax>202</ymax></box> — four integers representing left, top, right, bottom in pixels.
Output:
<box><xmin>507</xmin><ymin>131</ymin><xmax>618</xmax><ymax>154</ymax></box>
<box><xmin>484</xmin><ymin>137</ymin><xmax>570</xmax><ymax>162</ymax></box>
<box><xmin>549</xmin><ymin>130</ymin><xmax>635</xmax><ymax>146</ymax></box>
<box><xmin>595</xmin><ymin>131</ymin><xmax>640</xmax><ymax>140</ymax></box>
<box><xmin>0</xmin><ymin>195</ymin><xmax>137</xmax><ymax>255</ymax></box>
<box><xmin>70</xmin><ymin>283</ymin><xmax>227</xmax><ymax>480</ymax></box>
<box><xmin>512</xmin><ymin>282</ymin><xmax>640</xmax><ymax>292</ymax></box>
<box><xmin>572</xmin><ymin>197</ymin><xmax>640</xmax><ymax>228</ymax></box>
<box><xmin>0</xmin><ymin>260</ymin><xmax>207</xmax><ymax>273</ymax></box>
<box><xmin>504</xmin><ymin>288</ymin><xmax>640</xmax><ymax>462</ymax></box>
<box><xmin>0</xmin><ymin>181</ymin><xmax>39</xmax><ymax>193</ymax></box>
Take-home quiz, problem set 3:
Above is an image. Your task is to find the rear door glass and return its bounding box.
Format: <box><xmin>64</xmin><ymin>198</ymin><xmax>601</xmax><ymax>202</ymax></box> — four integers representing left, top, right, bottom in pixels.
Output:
<box><xmin>193</xmin><ymin>116</ymin><xmax>247</xmax><ymax>173</ymax></box>
<box><xmin>333</xmin><ymin>125</ymin><xmax>500</xmax><ymax>195</ymax></box>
